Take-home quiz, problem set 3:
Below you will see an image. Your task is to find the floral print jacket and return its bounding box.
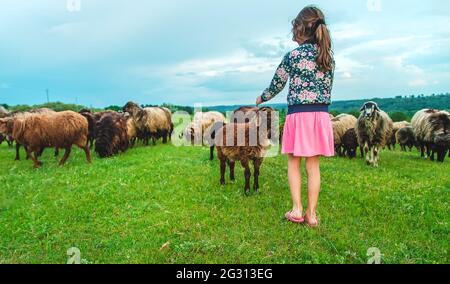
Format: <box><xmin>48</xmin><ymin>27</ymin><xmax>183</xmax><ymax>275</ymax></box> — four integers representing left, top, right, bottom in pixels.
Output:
<box><xmin>261</xmin><ymin>43</ymin><xmax>334</xmax><ymax>106</ymax></box>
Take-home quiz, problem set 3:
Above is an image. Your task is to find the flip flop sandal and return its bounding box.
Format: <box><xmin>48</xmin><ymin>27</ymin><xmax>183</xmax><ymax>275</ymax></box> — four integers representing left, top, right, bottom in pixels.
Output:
<box><xmin>285</xmin><ymin>211</ymin><xmax>305</xmax><ymax>224</ymax></box>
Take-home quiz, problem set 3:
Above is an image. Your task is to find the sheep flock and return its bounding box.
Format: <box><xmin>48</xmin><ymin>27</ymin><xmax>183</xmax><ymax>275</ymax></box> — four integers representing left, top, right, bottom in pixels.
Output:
<box><xmin>0</xmin><ymin>101</ymin><xmax>448</xmax><ymax>194</ymax></box>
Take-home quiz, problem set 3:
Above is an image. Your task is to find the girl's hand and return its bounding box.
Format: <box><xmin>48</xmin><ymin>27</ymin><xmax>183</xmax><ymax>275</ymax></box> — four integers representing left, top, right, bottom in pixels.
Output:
<box><xmin>256</xmin><ymin>96</ymin><xmax>263</xmax><ymax>106</ymax></box>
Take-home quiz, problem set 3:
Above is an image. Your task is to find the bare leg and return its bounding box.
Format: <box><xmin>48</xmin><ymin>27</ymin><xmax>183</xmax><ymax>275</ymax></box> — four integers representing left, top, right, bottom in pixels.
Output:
<box><xmin>305</xmin><ymin>156</ymin><xmax>321</xmax><ymax>226</ymax></box>
<box><xmin>287</xmin><ymin>154</ymin><xmax>302</xmax><ymax>218</ymax></box>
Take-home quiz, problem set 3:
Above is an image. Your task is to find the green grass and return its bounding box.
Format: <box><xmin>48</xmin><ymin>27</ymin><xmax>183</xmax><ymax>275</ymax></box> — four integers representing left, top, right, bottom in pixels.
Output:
<box><xmin>0</xmin><ymin>142</ymin><xmax>448</xmax><ymax>264</ymax></box>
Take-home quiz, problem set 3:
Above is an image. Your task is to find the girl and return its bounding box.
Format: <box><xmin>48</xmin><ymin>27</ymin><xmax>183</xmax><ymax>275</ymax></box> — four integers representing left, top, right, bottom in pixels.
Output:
<box><xmin>256</xmin><ymin>6</ymin><xmax>334</xmax><ymax>227</ymax></box>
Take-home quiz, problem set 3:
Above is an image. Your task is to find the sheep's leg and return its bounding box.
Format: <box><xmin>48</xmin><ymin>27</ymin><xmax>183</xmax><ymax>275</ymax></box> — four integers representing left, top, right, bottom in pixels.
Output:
<box><xmin>373</xmin><ymin>146</ymin><xmax>379</xmax><ymax>167</ymax></box>
<box><xmin>360</xmin><ymin>145</ymin><xmax>364</xmax><ymax>158</ymax></box>
<box><xmin>240</xmin><ymin>159</ymin><xmax>251</xmax><ymax>195</ymax></box>
<box><xmin>162</xmin><ymin>131</ymin><xmax>168</xmax><ymax>144</ymax></box>
<box><xmin>82</xmin><ymin>145</ymin><xmax>92</xmax><ymax>164</ymax></box>
<box><xmin>430</xmin><ymin>149</ymin><xmax>435</xmax><ymax>161</ymax></box>
<box><xmin>228</xmin><ymin>160</ymin><xmax>235</xmax><ymax>181</ymax></box>
<box><xmin>59</xmin><ymin>147</ymin><xmax>72</xmax><ymax>166</ymax></box>
<box><xmin>219</xmin><ymin>158</ymin><xmax>226</xmax><ymax>185</ymax></box>
<box><xmin>364</xmin><ymin>143</ymin><xmax>370</xmax><ymax>165</ymax></box>
<box><xmin>253</xmin><ymin>158</ymin><xmax>262</xmax><ymax>192</ymax></box>
<box><xmin>209</xmin><ymin>145</ymin><xmax>215</xmax><ymax>161</ymax></box>
<box><xmin>27</xmin><ymin>149</ymin><xmax>42</xmax><ymax>168</ymax></box>
<box><xmin>54</xmin><ymin>148</ymin><xmax>59</xmax><ymax>157</ymax></box>
<box><xmin>15</xmin><ymin>143</ymin><xmax>21</xmax><ymax>161</ymax></box>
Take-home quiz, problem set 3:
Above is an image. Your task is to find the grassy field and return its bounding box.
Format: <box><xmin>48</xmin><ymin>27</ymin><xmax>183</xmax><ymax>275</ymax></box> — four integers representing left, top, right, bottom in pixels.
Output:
<box><xmin>0</xmin><ymin>141</ymin><xmax>448</xmax><ymax>264</ymax></box>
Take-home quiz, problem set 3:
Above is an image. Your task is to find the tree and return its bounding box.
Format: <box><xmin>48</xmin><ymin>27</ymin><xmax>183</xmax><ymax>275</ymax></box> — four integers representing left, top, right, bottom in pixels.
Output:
<box><xmin>390</xmin><ymin>111</ymin><xmax>409</xmax><ymax>122</ymax></box>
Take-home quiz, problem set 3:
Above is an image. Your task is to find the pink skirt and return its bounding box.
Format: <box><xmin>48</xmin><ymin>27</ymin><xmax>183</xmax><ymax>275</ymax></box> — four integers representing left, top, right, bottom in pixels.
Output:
<box><xmin>282</xmin><ymin>112</ymin><xmax>334</xmax><ymax>157</ymax></box>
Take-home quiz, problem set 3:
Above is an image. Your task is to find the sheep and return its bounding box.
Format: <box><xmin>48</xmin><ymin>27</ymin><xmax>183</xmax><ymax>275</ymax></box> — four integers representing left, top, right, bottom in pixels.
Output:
<box><xmin>341</xmin><ymin>128</ymin><xmax>358</xmax><ymax>159</ymax></box>
<box><xmin>355</xmin><ymin>101</ymin><xmax>393</xmax><ymax>167</ymax></box>
<box><xmin>79</xmin><ymin>110</ymin><xmax>97</xmax><ymax>148</ymax></box>
<box><xmin>183</xmin><ymin>111</ymin><xmax>226</xmax><ymax>160</ymax></box>
<box><xmin>386</xmin><ymin>121</ymin><xmax>411</xmax><ymax>150</ymax></box>
<box><xmin>95</xmin><ymin>112</ymin><xmax>129</xmax><ymax>158</ymax></box>
<box><xmin>411</xmin><ymin>109</ymin><xmax>450</xmax><ymax>162</ymax></box>
<box><xmin>160</xmin><ymin>107</ymin><xmax>174</xmax><ymax>141</ymax></box>
<box><xmin>395</xmin><ymin>126</ymin><xmax>418</xmax><ymax>152</ymax></box>
<box><xmin>331</xmin><ymin>114</ymin><xmax>357</xmax><ymax>156</ymax></box>
<box><xmin>0</xmin><ymin>111</ymin><xmax>91</xmax><ymax>168</ymax></box>
<box><xmin>125</xmin><ymin>114</ymin><xmax>138</xmax><ymax>147</ymax></box>
<box><xmin>214</xmin><ymin>107</ymin><xmax>275</xmax><ymax>194</ymax></box>
<box><xmin>123</xmin><ymin>102</ymin><xmax>172</xmax><ymax>145</ymax></box>
<box><xmin>0</xmin><ymin>108</ymin><xmax>58</xmax><ymax>160</ymax></box>
<box><xmin>0</xmin><ymin>106</ymin><xmax>9</xmax><ymax>118</ymax></box>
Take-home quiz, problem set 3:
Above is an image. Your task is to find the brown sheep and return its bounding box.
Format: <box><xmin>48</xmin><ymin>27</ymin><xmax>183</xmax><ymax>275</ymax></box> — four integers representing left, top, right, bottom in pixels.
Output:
<box><xmin>411</xmin><ymin>109</ymin><xmax>450</xmax><ymax>162</ymax></box>
<box><xmin>215</xmin><ymin>107</ymin><xmax>275</xmax><ymax>194</ymax></box>
<box><xmin>79</xmin><ymin>110</ymin><xmax>97</xmax><ymax>148</ymax></box>
<box><xmin>0</xmin><ymin>108</ymin><xmax>57</xmax><ymax>160</ymax></box>
<box><xmin>126</xmin><ymin>115</ymin><xmax>138</xmax><ymax>147</ymax></box>
<box><xmin>395</xmin><ymin>126</ymin><xmax>418</xmax><ymax>152</ymax></box>
<box><xmin>386</xmin><ymin>121</ymin><xmax>411</xmax><ymax>150</ymax></box>
<box><xmin>123</xmin><ymin>102</ymin><xmax>172</xmax><ymax>145</ymax></box>
<box><xmin>160</xmin><ymin>107</ymin><xmax>174</xmax><ymax>141</ymax></box>
<box><xmin>183</xmin><ymin>111</ymin><xmax>226</xmax><ymax>160</ymax></box>
<box><xmin>355</xmin><ymin>101</ymin><xmax>393</xmax><ymax>167</ymax></box>
<box><xmin>342</xmin><ymin>128</ymin><xmax>358</xmax><ymax>159</ymax></box>
<box><xmin>0</xmin><ymin>111</ymin><xmax>91</xmax><ymax>168</ymax></box>
<box><xmin>95</xmin><ymin>112</ymin><xmax>129</xmax><ymax>158</ymax></box>
<box><xmin>331</xmin><ymin>114</ymin><xmax>357</xmax><ymax>156</ymax></box>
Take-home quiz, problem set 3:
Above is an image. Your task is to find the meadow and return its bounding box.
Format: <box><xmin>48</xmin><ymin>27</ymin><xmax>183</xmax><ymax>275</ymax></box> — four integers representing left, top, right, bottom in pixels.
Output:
<box><xmin>0</xmin><ymin>141</ymin><xmax>448</xmax><ymax>264</ymax></box>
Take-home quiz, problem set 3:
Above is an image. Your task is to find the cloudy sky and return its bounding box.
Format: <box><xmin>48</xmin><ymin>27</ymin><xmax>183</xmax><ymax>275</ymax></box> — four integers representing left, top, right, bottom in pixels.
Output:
<box><xmin>0</xmin><ymin>0</ymin><xmax>449</xmax><ymax>107</ymax></box>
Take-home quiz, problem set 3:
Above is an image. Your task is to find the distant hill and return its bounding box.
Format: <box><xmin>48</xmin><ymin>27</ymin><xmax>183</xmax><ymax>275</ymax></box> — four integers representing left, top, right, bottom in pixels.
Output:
<box><xmin>207</xmin><ymin>93</ymin><xmax>450</xmax><ymax>115</ymax></box>
<box><xmin>2</xmin><ymin>93</ymin><xmax>449</xmax><ymax>121</ymax></box>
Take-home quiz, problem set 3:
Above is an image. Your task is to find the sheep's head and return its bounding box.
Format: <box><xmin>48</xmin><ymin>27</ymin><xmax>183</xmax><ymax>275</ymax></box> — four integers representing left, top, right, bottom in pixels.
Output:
<box><xmin>360</xmin><ymin>101</ymin><xmax>380</xmax><ymax>120</ymax></box>
<box><xmin>0</xmin><ymin>118</ymin><xmax>14</xmax><ymax>135</ymax></box>
<box><xmin>123</xmin><ymin>102</ymin><xmax>140</xmax><ymax>114</ymax></box>
<box><xmin>0</xmin><ymin>118</ymin><xmax>8</xmax><ymax>134</ymax></box>
<box><xmin>430</xmin><ymin>113</ymin><xmax>450</xmax><ymax>147</ymax></box>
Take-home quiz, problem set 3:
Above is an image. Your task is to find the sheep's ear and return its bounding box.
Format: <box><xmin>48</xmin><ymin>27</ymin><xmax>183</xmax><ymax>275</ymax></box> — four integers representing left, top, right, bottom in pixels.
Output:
<box><xmin>374</xmin><ymin>104</ymin><xmax>380</xmax><ymax>111</ymax></box>
<box><xmin>360</xmin><ymin>105</ymin><xmax>365</xmax><ymax>112</ymax></box>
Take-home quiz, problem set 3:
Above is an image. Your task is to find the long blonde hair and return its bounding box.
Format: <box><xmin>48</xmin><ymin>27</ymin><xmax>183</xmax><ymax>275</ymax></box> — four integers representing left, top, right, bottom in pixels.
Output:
<box><xmin>292</xmin><ymin>6</ymin><xmax>333</xmax><ymax>72</ymax></box>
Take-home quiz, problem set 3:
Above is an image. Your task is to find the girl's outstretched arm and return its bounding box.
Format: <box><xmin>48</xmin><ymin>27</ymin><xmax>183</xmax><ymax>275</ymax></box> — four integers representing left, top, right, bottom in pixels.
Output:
<box><xmin>259</xmin><ymin>53</ymin><xmax>292</xmax><ymax>103</ymax></box>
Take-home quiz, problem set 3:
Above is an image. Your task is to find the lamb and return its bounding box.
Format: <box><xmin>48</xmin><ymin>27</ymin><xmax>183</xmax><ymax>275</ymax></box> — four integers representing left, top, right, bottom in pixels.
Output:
<box><xmin>395</xmin><ymin>126</ymin><xmax>418</xmax><ymax>152</ymax></box>
<box><xmin>341</xmin><ymin>128</ymin><xmax>358</xmax><ymax>159</ymax></box>
<box><xmin>411</xmin><ymin>109</ymin><xmax>450</xmax><ymax>162</ymax></box>
<box><xmin>214</xmin><ymin>107</ymin><xmax>275</xmax><ymax>194</ymax></box>
<box><xmin>123</xmin><ymin>102</ymin><xmax>172</xmax><ymax>145</ymax></box>
<box><xmin>386</xmin><ymin>121</ymin><xmax>411</xmax><ymax>150</ymax></box>
<box><xmin>355</xmin><ymin>101</ymin><xmax>393</xmax><ymax>167</ymax></box>
<box><xmin>95</xmin><ymin>112</ymin><xmax>129</xmax><ymax>158</ymax></box>
<box><xmin>0</xmin><ymin>111</ymin><xmax>91</xmax><ymax>168</ymax></box>
<box><xmin>331</xmin><ymin>114</ymin><xmax>357</xmax><ymax>156</ymax></box>
<box><xmin>183</xmin><ymin>111</ymin><xmax>226</xmax><ymax>160</ymax></box>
